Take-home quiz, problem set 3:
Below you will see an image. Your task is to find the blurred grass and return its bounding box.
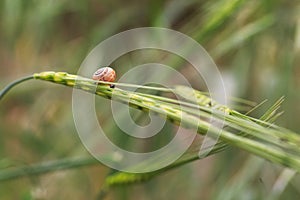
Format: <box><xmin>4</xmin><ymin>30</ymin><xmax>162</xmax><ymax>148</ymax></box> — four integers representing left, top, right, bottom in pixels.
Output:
<box><xmin>0</xmin><ymin>0</ymin><xmax>300</xmax><ymax>199</ymax></box>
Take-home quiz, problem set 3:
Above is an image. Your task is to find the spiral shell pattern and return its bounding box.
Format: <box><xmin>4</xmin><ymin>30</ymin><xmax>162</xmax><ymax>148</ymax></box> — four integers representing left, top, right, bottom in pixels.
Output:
<box><xmin>92</xmin><ymin>67</ymin><xmax>116</xmax><ymax>82</ymax></box>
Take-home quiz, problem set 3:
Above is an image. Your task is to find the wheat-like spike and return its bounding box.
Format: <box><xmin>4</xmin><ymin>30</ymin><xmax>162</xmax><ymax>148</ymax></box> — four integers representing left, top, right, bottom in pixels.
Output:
<box><xmin>31</xmin><ymin>72</ymin><xmax>300</xmax><ymax>172</ymax></box>
<box><xmin>2</xmin><ymin>71</ymin><xmax>300</xmax><ymax>192</ymax></box>
<box><xmin>174</xmin><ymin>85</ymin><xmax>300</xmax><ymax>150</ymax></box>
<box><xmin>2</xmin><ymin>72</ymin><xmax>300</xmax><ymax>173</ymax></box>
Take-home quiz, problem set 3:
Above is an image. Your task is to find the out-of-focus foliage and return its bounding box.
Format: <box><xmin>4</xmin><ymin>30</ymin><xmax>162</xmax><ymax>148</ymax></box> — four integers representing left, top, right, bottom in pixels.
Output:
<box><xmin>0</xmin><ymin>0</ymin><xmax>300</xmax><ymax>199</ymax></box>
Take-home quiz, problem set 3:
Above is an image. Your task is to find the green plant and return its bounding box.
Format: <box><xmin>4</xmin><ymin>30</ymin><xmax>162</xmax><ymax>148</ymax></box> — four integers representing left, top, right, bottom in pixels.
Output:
<box><xmin>1</xmin><ymin>71</ymin><xmax>299</xmax><ymax>199</ymax></box>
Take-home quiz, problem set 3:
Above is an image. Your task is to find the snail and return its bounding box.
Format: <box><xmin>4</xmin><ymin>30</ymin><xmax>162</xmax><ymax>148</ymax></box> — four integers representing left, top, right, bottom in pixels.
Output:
<box><xmin>92</xmin><ymin>67</ymin><xmax>116</xmax><ymax>88</ymax></box>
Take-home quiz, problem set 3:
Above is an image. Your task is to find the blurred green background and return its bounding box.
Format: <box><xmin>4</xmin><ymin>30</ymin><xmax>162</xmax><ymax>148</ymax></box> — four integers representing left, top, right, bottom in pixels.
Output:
<box><xmin>0</xmin><ymin>0</ymin><xmax>300</xmax><ymax>199</ymax></box>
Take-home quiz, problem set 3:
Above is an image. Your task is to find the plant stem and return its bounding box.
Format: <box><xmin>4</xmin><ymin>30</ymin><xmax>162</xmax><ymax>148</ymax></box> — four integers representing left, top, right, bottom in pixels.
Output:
<box><xmin>0</xmin><ymin>156</ymin><xmax>98</xmax><ymax>181</ymax></box>
<box><xmin>0</xmin><ymin>75</ymin><xmax>34</xmax><ymax>100</ymax></box>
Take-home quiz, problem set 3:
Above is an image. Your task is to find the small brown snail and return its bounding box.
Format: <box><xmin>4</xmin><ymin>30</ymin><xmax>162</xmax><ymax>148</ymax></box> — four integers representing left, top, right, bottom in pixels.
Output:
<box><xmin>92</xmin><ymin>67</ymin><xmax>116</xmax><ymax>88</ymax></box>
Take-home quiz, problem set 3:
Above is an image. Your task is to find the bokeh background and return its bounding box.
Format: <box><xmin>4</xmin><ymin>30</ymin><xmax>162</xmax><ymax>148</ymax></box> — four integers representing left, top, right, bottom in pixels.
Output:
<box><xmin>0</xmin><ymin>0</ymin><xmax>300</xmax><ymax>199</ymax></box>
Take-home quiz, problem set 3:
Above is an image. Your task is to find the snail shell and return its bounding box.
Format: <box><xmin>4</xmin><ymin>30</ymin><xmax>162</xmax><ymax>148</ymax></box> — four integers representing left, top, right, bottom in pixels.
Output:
<box><xmin>92</xmin><ymin>67</ymin><xmax>116</xmax><ymax>82</ymax></box>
